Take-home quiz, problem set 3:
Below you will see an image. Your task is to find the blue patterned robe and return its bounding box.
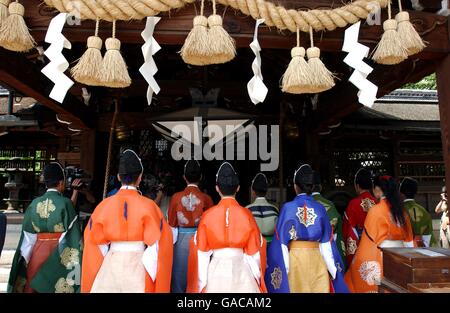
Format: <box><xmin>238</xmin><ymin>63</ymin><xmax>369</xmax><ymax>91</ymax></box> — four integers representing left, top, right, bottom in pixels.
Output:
<box><xmin>265</xmin><ymin>193</ymin><xmax>349</xmax><ymax>293</ymax></box>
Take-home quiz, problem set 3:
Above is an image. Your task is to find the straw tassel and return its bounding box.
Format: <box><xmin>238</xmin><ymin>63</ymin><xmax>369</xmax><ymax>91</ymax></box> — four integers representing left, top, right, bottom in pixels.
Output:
<box><xmin>0</xmin><ymin>0</ymin><xmax>9</xmax><ymax>27</ymax></box>
<box><xmin>206</xmin><ymin>0</ymin><xmax>236</xmax><ymax>64</ymax></box>
<box><xmin>372</xmin><ymin>1</ymin><xmax>408</xmax><ymax>65</ymax></box>
<box><xmin>0</xmin><ymin>1</ymin><xmax>35</xmax><ymax>52</ymax></box>
<box><xmin>281</xmin><ymin>28</ymin><xmax>313</xmax><ymax>94</ymax></box>
<box><xmin>100</xmin><ymin>20</ymin><xmax>131</xmax><ymax>88</ymax></box>
<box><xmin>180</xmin><ymin>0</ymin><xmax>211</xmax><ymax>66</ymax></box>
<box><xmin>71</xmin><ymin>19</ymin><xmax>104</xmax><ymax>86</ymax></box>
<box><xmin>395</xmin><ymin>0</ymin><xmax>426</xmax><ymax>56</ymax></box>
<box><xmin>306</xmin><ymin>27</ymin><xmax>335</xmax><ymax>93</ymax></box>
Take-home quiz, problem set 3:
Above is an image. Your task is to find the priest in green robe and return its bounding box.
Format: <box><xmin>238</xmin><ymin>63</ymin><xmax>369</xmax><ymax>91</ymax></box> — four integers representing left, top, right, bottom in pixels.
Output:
<box><xmin>8</xmin><ymin>162</ymin><xmax>83</xmax><ymax>293</ymax></box>
<box><xmin>400</xmin><ymin>177</ymin><xmax>437</xmax><ymax>247</ymax></box>
<box><xmin>312</xmin><ymin>171</ymin><xmax>346</xmax><ymax>269</ymax></box>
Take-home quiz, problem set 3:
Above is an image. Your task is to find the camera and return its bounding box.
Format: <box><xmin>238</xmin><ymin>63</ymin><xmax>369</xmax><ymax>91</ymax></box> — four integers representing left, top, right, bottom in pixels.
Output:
<box><xmin>140</xmin><ymin>174</ymin><xmax>164</xmax><ymax>200</ymax></box>
<box><xmin>65</xmin><ymin>166</ymin><xmax>91</xmax><ymax>191</ymax></box>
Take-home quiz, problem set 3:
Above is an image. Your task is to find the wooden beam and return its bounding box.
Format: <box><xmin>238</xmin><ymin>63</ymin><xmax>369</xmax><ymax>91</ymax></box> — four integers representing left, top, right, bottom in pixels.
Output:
<box><xmin>0</xmin><ymin>49</ymin><xmax>95</xmax><ymax>130</ymax></box>
<box><xmin>26</xmin><ymin>3</ymin><xmax>450</xmax><ymax>55</ymax></box>
<box><xmin>437</xmin><ymin>54</ymin><xmax>450</xmax><ymax>195</ymax></box>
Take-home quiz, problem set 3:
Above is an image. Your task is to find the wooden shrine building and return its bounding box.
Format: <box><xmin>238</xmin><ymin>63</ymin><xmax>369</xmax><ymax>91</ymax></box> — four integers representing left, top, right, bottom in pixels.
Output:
<box><xmin>0</xmin><ymin>0</ymin><xmax>449</xmax><ymax>208</ymax></box>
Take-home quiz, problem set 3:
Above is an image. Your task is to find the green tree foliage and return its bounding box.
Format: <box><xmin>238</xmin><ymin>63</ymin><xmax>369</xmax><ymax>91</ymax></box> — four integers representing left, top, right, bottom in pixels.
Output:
<box><xmin>403</xmin><ymin>73</ymin><xmax>437</xmax><ymax>90</ymax></box>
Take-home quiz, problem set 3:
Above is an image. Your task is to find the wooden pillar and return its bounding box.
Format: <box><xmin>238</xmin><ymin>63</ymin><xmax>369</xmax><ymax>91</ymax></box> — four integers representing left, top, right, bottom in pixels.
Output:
<box><xmin>279</xmin><ymin>101</ymin><xmax>285</xmax><ymax>205</ymax></box>
<box><xmin>305</xmin><ymin>131</ymin><xmax>320</xmax><ymax>170</ymax></box>
<box><xmin>437</xmin><ymin>54</ymin><xmax>450</xmax><ymax>193</ymax></box>
<box><xmin>80</xmin><ymin>130</ymin><xmax>96</xmax><ymax>177</ymax></box>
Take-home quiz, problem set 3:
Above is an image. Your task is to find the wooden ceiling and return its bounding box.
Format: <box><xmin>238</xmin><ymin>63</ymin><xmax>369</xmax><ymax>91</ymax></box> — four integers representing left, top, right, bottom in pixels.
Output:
<box><xmin>0</xmin><ymin>0</ymin><xmax>448</xmax><ymax>132</ymax></box>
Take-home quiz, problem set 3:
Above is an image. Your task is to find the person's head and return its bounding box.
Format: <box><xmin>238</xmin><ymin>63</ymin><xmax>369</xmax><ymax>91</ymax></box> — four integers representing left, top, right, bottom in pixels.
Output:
<box><xmin>354</xmin><ymin>168</ymin><xmax>373</xmax><ymax>193</ymax></box>
<box><xmin>216</xmin><ymin>162</ymin><xmax>240</xmax><ymax>197</ymax></box>
<box><xmin>43</xmin><ymin>162</ymin><xmax>65</xmax><ymax>192</ymax></box>
<box><xmin>293</xmin><ymin>164</ymin><xmax>314</xmax><ymax>195</ymax></box>
<box><xmin>251</xmin><ymin>173</ymin><xmax>268</xmax><ymax>198</ymax></box>
<box><xmin>117</xmin><ymin>149</ymin><xmax>143</xmax><ymax>187</ymax></box>
<box><xmin>442</xmin><ymin>185</ymin><xmax>447</xmax><ymax>200</ymax></box>
<box><xmin>399</xmin><ymin>177</ymin><xmax>418</xmax><ymax>200</ymax></box>
<box><xmin>373</xmin><ymin>175</ymin><xmax>406</xmax><ymax>227</ymax></box>
<box><xmin>183</xmin><ymin>160</ymin><xmax>202</xmax><ymax>184</ymax></box>
<box><xmin>312</xmin><ymin>171</ymin><xmax>322</xmax><ymax>193</ymax></box>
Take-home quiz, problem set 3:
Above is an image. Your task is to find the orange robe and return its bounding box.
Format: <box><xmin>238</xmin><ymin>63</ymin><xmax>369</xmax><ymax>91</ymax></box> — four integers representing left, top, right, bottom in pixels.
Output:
<box><xmin>81</xmin><ymin>188</ymin><xmax>173</xmax><ymax>293</ymax></box>
<box><xmin>186</xmin><ymin>197</ymin><xmax>267</xmax><ymax>293</ymax></box>
<box><xmin>344</xmin><ymin>199</ymin><xmax>414</xmax><ymax>293</ymax></box>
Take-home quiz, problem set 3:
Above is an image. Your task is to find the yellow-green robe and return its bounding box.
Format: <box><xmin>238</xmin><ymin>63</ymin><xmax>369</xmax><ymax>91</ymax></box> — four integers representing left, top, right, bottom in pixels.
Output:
<box><xmin>404</xmin><ymin>199</ymin><xmax>437</xmax><ymax>247</ymax></box>
<box><xmin>313</xmin><ymin>192</ymin><xmax>346</xmax><ymax>269</ymax></box>
<box><xmin>7</xmin><ymin>190</ymin><xmax>83</xmax><ymax>293</ymax></box>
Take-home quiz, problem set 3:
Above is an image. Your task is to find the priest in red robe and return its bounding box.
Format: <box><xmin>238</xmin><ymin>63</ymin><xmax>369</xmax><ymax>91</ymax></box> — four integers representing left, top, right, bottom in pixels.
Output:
<box><xmin>342</xmin><ymin>168</ymin><xmax>377</xmax><ymax>266</ymax></box>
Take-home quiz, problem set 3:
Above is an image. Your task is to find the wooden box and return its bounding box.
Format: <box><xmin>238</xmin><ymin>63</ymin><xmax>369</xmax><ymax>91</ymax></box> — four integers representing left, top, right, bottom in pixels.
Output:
<box><xmin>382</xmin><ymin>247</ymin><xmax>450</xmax><ymax>289</ymax></box>
<box><xmin>407</xmin><ymin>283</ymin><xmax>450</xmax><ymax>293</ymax></box>
<box><xmin>378</xmin><ymin>278</ymin><xmax>408</xmax><ymax>293</ymax></box>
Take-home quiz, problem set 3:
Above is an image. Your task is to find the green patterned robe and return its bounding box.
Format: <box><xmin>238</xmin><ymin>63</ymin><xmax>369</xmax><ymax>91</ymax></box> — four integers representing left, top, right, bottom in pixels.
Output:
<box><xmin>312</xmin><ymin>193</ymin><xmax>346</xmax><ymax>269</ymax></box>
<box><xmin>404</xmin><ymin>199</ymin><xmax>438</xmax><ymax>247</ymax></box>
<box><xmin>7</xmin><ymin>190</ymin><xmax>83</xmax><ymax>293</ymax></box>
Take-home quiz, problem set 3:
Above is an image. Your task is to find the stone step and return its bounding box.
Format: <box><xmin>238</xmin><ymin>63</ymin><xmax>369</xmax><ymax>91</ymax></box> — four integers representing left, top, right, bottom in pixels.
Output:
<box><xmin>0</xmin><ymin>250</ymin><xmax>15</xmax><ymax>266</ymax></box>
<box><xmin>0</xmin><ymin>282</ymin><xmax>7</xmax><ymax>293</ymax></box>
<box><xmin>0</xmin><ymin>267</ymin><xmax>11</xmax><ymax>283</ymax></box>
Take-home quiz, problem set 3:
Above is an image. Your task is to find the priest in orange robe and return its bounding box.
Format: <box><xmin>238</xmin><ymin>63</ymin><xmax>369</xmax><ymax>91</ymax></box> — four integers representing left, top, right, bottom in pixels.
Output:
<box><xmin>345</xmin><ymin>175</ymin><xmax>414</xmax><ymax>292</ymax></box>
<box><xmin>81</xmin><ymin>149</ymin><xmax>173</xmax><ymax>293</ymax></box>
<box><xmin>186</xmin><ymin>162</ymin><xmax>267</xmax><ymax>293</ymax></box>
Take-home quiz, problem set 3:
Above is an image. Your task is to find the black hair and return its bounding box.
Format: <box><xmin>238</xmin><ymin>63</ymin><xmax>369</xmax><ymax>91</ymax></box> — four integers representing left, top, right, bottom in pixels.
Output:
<box><xmin>294</xmin><ymin>164</ymin><xmax>314</xmax><ymax>195</ymax></box>
<box><xmin>45</xmin><ymin>179</ymin><xmax>61</xmax><ymax>189</ymax></box>
<box><xmin>216</xmin><ymin>162</ymin><xmax>239</xmax><ymax>196</ymax></box>
<box><xmin>217</xmin><ymin>182</ymin><xmax>239</xmax><ymax>196</ymax></box>
<box><xmin>373</xmin><ymin>175</ymin><xmax>406</xmax><ymax>227</ymax></box>
<box><xmin>355</xmin><ymin>168</ymin><xmax>373</xmax><ymax>190</ymax></box>
<box><xmin>253</xmin><ymin>188</ymin><xmax>267</xmax><ymax>197</ymax></box>
<box><xmin>184</xmin><ymin>167</ymin><xmax>201</xmax><ymax>183</ymax></box>
<box><xmin>119</xmin><ymin>173</ymin><xmax>141</xmax><ymax>185</ymax></box>
<box><xmin>312</xmin><ymin>171</ymin><xmax>321</xmax><ymax>193</ymax></box>
<box><xmin>297</xmin><ymin>183</ymin><xmax>313</xmax><ymax>195</ymax></box>
<box><xmin>399</xmin><ymin>177</ymin><xmax>418</xmax><ymax>199</ymax></box>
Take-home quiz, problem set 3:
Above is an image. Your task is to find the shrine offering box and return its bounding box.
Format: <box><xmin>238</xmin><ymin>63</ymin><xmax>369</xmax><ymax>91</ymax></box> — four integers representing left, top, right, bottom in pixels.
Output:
<box><xmin>407</xmin><ymin>283</ymin><xmax>450</xmax><ymax>293</ymax></box>
<box><xmin>382</xmin><ymin>248</ymin><xmax>450</xmax><ymax>289</ymax></box>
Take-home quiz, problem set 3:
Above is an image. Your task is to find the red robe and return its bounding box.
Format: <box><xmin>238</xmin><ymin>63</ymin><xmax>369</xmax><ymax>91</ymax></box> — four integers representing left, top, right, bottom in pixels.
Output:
<box><xmin>168</xmin><ymin>185</ymin><xmax>214</xmax><ymax>228</ymax></box>
<box><xmin>342</xmin><ymin>191</ymin><xmax>376</xmax><ymax>266</ymax></box>
<box><xmin>81</xmin><ymin>188</ymin><xmax>173</xmax><ymax>292</ymax></box>
<box><xmin>186</xmin><ymin>197</ymin><xmax>267</xmax><ymax>293</ymax></box>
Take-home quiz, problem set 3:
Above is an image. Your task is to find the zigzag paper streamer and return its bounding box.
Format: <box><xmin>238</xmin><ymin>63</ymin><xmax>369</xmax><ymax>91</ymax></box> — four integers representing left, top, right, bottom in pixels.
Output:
<box><xmin>41</xmin><ymin>13</ymin><xmax>74</xmax><ymax>103</ymax></box>
<box><xmin>139</xmin><ymin>17</ymin><xmax>161</xmax><ymax>105</ymax></box>
<box><xmin>342</xmin><ymin>21</ymin><xmax>378</xmax><ymax>107</ymax></box>
<box><xmin>247</xmin><ymin>19</ymin><xmax>268</xmax><ymax>105</ymax></box>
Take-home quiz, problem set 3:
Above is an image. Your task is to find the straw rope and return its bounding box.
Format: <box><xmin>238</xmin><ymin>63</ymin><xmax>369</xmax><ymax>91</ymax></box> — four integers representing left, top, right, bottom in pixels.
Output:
<box><xmin>43</xmin><ymin>0</ymin><xmax>389</xmax><ymax>32</ymax></box>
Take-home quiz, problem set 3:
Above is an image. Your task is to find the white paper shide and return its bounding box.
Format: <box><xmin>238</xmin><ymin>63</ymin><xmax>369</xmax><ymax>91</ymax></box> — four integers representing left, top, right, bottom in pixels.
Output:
<box><xmin>247</xmin><ymin>19</ymin><xmax>268</xmax><ymax>105</ymax></box>
<box><xmin>139</xmin><ymin>17</ymin><xmax>162</xmax><ymax>105</ymax></box>
<box><xmin>41</xmin><ymin>13</ymin><xmax>74</xmax><ymax>104</ymax></box>
<box><xmin>342</xmin><ymin>22</ymin><xmax>378</xmax><ymax>107</ymax></box>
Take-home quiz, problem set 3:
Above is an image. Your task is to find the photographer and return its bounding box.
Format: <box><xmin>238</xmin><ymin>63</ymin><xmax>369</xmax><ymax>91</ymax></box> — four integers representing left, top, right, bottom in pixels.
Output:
<box><xmin>64</xmin><ymin>168</ymin><xmax>96</xmax><ymax>232</ymax></box>
<box><xmin>436</xmin><ymin>186</ymin><xmax>449</xmax><ymax>248</ymax></box>
<box><xmin>70</xmin><ymin>178</ymin><xmax>96</xmax><ymax>211</ymax></box>
<box><xmin>140</xmin><ymin>173</ymin><xmax>170</xmax><ymax>218</ymax></box>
